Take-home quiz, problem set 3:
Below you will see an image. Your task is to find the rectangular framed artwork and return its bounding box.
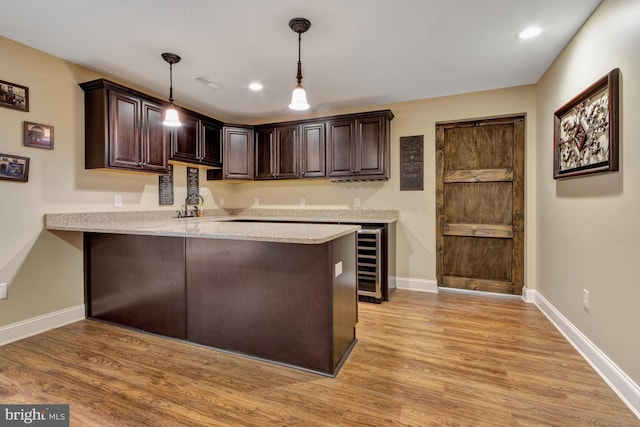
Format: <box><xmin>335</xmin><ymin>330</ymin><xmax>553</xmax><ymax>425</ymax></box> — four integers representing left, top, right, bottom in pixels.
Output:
<box><xmin>0</xmin><ymin>79</ymin><xmax>29</xmax><ymax>112</ymax></box>
<box><xmin>0</xmin><ymin>153</ymin><xmax>30</xmax><ymax>182</ymax></box>
<box><xmin>553</xmin><ymin>68</ymin><xmax>619</xmax><ymax>179</ymax></box>
<box><xmin>24</xmin><ymin>121</ymin><xmax>54</xmax><ymax>150</ymax></box>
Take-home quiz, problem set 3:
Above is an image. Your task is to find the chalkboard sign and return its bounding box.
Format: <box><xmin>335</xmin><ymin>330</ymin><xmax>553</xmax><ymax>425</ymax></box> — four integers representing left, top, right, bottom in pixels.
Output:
<box><xmin>158</xmin><ymin>164</ymin><xmax>174</xmax><ymax>205</ymax></box>
<box><xmin>187</xmin><ymin>167</ymin><xmax>200</xmax><ymax>204</ymax></box>
<box><xmin>400</xmin><ymin>135</ymin><xmax>424</xmax><ymax>191</ymax></box>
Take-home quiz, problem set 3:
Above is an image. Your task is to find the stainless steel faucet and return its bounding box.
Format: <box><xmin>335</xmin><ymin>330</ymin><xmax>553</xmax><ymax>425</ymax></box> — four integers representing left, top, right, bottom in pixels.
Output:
<box><xmin>177</xmin><ymin>194</ymin><xmax>205</xmax><ymax>218</ymax></box>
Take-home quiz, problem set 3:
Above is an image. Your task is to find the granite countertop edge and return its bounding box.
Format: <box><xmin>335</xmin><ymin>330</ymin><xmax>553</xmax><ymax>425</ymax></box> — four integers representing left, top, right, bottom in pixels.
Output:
<box><xmin>43</xmin><ymin>209</ymin><xmax>398</xmax><ymax>244</ymax></box>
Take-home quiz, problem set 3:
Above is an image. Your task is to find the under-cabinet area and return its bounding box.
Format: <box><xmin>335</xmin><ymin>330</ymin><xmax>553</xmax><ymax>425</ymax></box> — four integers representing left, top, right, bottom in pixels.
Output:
<box><xmin>76</xmin><ymin>219</ymin><xmax>361</xmax><ymax>376</ymax></box>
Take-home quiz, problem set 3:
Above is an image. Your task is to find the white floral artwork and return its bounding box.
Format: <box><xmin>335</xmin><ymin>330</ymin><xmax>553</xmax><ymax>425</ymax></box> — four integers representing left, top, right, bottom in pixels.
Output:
<box><xmin>557</xmin><ymin>87</ymin><xmax>609</xmax><ymax>172</ymax></box>
<box><xmin>554</xmin><ymin>69</ymin><xmax>619</xmax><ymax>179</ymax></box>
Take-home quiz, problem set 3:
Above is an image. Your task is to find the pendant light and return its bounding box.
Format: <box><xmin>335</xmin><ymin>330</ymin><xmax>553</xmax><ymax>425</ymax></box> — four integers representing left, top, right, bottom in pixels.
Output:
<box><xmin>161</xmin><ymin>52</ymin><xmax>182</xmax><ymax>127</ymax></box>
<box><xmin>288</xmin><ymin>18</ymin><xmax>311</xmax><ymax>111</ymax></box>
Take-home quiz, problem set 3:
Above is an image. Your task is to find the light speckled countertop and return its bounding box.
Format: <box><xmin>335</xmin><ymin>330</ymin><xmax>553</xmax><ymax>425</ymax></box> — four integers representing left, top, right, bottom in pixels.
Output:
<box><xmin>44</xmin><ymin>209</ymin><xmax>398</xmax><ymax>244</ymax></box>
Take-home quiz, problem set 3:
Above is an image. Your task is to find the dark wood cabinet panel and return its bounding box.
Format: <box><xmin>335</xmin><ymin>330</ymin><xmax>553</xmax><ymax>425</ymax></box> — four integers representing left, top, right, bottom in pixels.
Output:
<box><xmin>170</xmin><ymin>112</ymin><xmax>199</xmax><ymax>163</ymax></box>
<box><xmin>327</xmin><ymin>119</ymin><xmax>356</xmax><ymax>178</ymax></box>
<box><xmin>300</xmin><ymin>122</ymin><xmax>326</xmax><ymax>178</ymax></box>
<box><xmin>357</xmin><ymin>115</ymin><xmax>386</xmax><ymax>176</ymax></box>
<box><xmin>254</xmin><ymin>127</ymin><xmax>274</xmax><ymax>179</ymax></box>
<box><xmin>109</xmin><ymin>91</ymin><xmax>140</xmax><ymax>169</ymax></box>
<box><xmin>276</xmin><ymin>124</ymin><xmax>299</xmax><ymax>179</ymax></box>
<box><xmin>200</xmin><ymin>119</ymin><xmax>222</xmax><ymax>166</ymax></box>
<box><xmin>80</xmin><ymin>79</ymin><xmax>169</xmax><ymax>174</ymax></box>
<box><xmin>222</xmin><ymin>126</ymin><xmax>254</xmax><ymax>179</ymax></box>
<box><xmin>85</xmin><ymin>233</ymin><xmax>186</xmax><ymax>339</ymax></box>
<box><xmin>170</xmin><ymin>111</ymin><xmax>222</xmax><ymax>168</ymax></box>
<box><xmin>255</xmin><ymin>124</ymin><xmax>299</xmax><ymax>180</ymax></box>
<box><xmin>327</xmin><ymin>110</ymin><xmax>393</xmax><ymax>181</ymax></box>
<box><xmin>141</xmin><ymin>101</ymin><xmax>169</xmax><ymax>172</ymax></box>
<box><xmin>84</xmin><ymin>232</ymin><xmax>357</xmax><ymax>376</ymax></box>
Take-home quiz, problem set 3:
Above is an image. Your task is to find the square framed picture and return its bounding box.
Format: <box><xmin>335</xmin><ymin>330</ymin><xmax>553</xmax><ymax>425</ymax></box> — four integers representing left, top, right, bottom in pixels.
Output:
<box><xmin>0</xmin><ymin>79</ymin><xmax>29</xmax><ymax>112</ymax></box>
<box><xmin>553</xmin><ymin>68</ymin><xmax>620</xmax><ymax>179</ymax></box>
<box><xmin>0</xmin><ymin>153</ymin><xmax>30</xmax><ymax>182</ymax></box>
<box><xmin>24</xmin><ymin>121</ymin><xmax>54</xmax><ymax>150</ymax></box>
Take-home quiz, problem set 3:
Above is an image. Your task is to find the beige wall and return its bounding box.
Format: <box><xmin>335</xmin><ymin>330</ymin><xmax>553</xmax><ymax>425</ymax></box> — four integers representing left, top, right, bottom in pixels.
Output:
<box><xmin>536</xmin><ymin>0</ymin><xmax>640</xmax><ymax>383</ymax></box>
<box><xmin>0</xmin><ymin>37</ymin><xmax>236</xmax><ymax>325</ymax></box>
<box><xmin>0</xmin><ymin>34</ymin><xmax>537</xmax><ymax>328</ymax></box>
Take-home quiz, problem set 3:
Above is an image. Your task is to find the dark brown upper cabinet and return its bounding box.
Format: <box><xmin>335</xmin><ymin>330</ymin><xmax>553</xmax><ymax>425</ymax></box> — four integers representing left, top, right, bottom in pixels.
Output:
<box><xmin>254</xmin><ymin>124</ymin><xmax>299</xmax><ymax>180</ymax></box>
<box><xmin>80</xmin><ymin>79</ymin><xmax>169</xmax><ymax>174</ymax></box>
<box><xmin>169</xmin><ymin>109</ymin><xmax>223</xmax><ymax>168</ymax></box>
<box><xmin>222</xmin><ymin>125</ymin><xmax>254</xmax><ymax>180</ymax></box>
<box><xmin>327</xmin><ymin>110</ymin><xmax>393</xmax><ymax>181</ymax></box>
<box><xmin>299</xmin><ymin>122</ymin><xmax>326</xmax><ymax>178</ymax></box>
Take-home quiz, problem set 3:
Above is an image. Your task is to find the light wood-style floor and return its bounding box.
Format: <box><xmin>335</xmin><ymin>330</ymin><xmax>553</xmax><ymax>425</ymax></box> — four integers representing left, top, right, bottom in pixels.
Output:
<box><xmin>1</xmin><ymin>290</ymin><xmax>637</xmax><ymax>426</ymax></box>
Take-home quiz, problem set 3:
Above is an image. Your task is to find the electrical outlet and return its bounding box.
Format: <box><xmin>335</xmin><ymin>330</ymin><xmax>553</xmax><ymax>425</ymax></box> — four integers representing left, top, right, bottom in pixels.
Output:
<box><xmin>199</xmin><ymin>187</ymin><xmax>208</xmax><ymax>196</ymax></box>
<box><xmin>0</xmin><ymin>283</ymin><xmax>7</xmax><ymax>300</ymax></box>
<box><xmin>254</xmin><ymin>198</ymin><xmax>260</xmax><ymax>206</ymax></box>
<box><xmin>219</xmin><ymin>197</ymin><xmax>224</xmax><ymax>207</ymax></box>
<box><xmin>354</xmin><ymin>198</ymin><xmax>361</xmax><ymax>208</ymax></box>
<box><xmin>114</xmin><ymin>195</ymin><xmax>122</xmax><ymax>207</ymax></box>
<box><xmin>300</xmin><ymin>197</ymin><xmax>306</xmax><ymax>206</ymax></box>
<box><xmin>583</xmin><ymin>289</ymin><xmax>590</xmax><ymax>310</ymax></box>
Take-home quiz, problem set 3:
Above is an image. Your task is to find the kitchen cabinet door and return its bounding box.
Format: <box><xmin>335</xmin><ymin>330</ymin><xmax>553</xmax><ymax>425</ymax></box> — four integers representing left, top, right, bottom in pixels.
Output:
<box><xmin>327</xmin><ymin>119</ymin><xmax>356</xmax><ymax>178</ymax></box>
<box><xmin>141</xmin><ymin>100</ymin><xmax>169</xmax><ymax>172</ymax></box>
<box><xmin>200</xmin><ymin>119</ymin><xmax>222</xmax><ymax>167</ymax></box>
<box><xmin>300</xmin><ymin>122</ymin><xmax>326</xmax><ymax>178</ymax></box>
<box><xmin>223</xmin><ymin>126</ymin><xmax>254</xmax><ymax>179</ymax></box>
<box><xmin>170</xmin><ymin>111</ymin><xmax>223</xmax><ymax>168</ymax></box>
<box><xmin>255</xmin><ymin>124</ymin><xmax>299</xmax><ymax>180</ymax></box>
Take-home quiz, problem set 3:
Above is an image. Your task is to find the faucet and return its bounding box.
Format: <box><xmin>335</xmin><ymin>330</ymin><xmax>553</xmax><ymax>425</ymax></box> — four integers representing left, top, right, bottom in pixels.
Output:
<box><xmin>177</xmin><ymin>194</ymin><xmax>205</xmax><ymax>218</ymax></box>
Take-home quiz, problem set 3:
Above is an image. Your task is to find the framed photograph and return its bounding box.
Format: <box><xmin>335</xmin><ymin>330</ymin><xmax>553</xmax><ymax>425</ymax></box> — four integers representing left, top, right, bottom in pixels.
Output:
<box><xmin>24</xmin><ymin>121</ymin><xmax>54</xmax><ymax>150</ymax></box>
<box><xmin>554</xmin><ymin>68</ymin><xmax>619</xmax><ymax>179</ymax></box>
<box><xmin>0</xmin><ymin>153</ymin><xmax>30</xmax><ymax>182</ymax></box>
<box><xmin>0</xmin><ymin>79</ymin><xmax>29</xmax><ymax>112</ymax></box>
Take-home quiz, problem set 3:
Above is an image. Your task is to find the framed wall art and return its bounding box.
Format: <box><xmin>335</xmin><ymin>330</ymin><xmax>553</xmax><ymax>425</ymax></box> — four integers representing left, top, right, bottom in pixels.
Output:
<box><xmin>0</xmin><ymin>153</ymin><xmax>30</xmax><ymax>182</ymax></box>
<box><xmin>553</xmin><ymin>68</ymin><xmax>619</xmax><ymax>179</ymax></box>
<box><xmin>0</xmin><ymin>79</ymin><xmax>29</xmax><ymax>112</ymax></box>
<box><xmin>24</xmin><ymin>121</ymin><xmax>54</xmax><ymax>150</ymax></box>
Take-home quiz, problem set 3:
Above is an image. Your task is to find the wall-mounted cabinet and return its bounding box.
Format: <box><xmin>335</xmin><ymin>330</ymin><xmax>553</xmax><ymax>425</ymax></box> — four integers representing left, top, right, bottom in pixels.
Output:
<box><xmin>169</xmin><ymin>109</ymin><xmax>223</xmax><ymax>168</ymax></box>
<box><xmin>222</xmin><ymin>125</ymin><xmax>254</xmax><ymax>180</ymax></box>
<box><xmin>80</xmin><ymin>79</ymin><xmax>169</xmax><ymax>174</ymax></box>
<box><xmin>327</xmin><ymin>111</ymin><xmax>392</xmax><ymax>181</ymax></box>
<box><xmin>255</xmin><ymin>124</ymin><xmax>299</xmax><ymax>180</ymax></box>
<box><xmin>299</xmin><ymin>122</ymin><xmax>326</xmax><ymax>178</ymax></box>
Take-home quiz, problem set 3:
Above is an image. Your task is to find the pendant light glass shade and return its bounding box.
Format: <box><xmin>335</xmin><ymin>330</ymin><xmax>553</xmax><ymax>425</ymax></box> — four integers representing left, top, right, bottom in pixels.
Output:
<box><xmin>163</xmin><ymin>106</ymin><xmax>182</xmax><ymax>127</ymax></box>
<box><xmin>289</xmin><ymin>84</ymin><xmax>309</xmax><ymax>111</ymax></box>
<box><xmin>288</xmin><ymin>18</ymin><xmax>311</xmax><ymax>111</ymax></box>
<box><xmin>161</xmin><ymin>52</ymin><xmax>182</xmax><ymax>127</ymax></box>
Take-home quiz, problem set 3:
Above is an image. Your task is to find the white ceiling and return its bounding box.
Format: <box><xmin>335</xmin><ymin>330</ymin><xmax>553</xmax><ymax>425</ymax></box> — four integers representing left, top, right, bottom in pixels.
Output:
<box><xmin>0</xmin><ymin>0</ymin><xmax>600</xmax><ymax>123</ymax></box>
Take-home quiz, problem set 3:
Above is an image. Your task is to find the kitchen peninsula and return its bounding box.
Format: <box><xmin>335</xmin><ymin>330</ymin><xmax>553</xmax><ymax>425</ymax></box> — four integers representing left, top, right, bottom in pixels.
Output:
<box><xmin>45</xmin><ymin>211</ymin><xmax>377</xmax><ymax>376</ymax></box>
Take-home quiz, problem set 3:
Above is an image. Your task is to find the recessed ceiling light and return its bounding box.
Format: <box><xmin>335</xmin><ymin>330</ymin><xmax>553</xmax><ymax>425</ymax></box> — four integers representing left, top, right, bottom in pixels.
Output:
<box><xmin>249</xmin><ymin>82</ymin><xmax>263</xmax><ymax>91</ymax></box>
<box><xmin>516</xmin><ymin>26</ymin><xmax>542</xmax><ymax>40</ymax></box>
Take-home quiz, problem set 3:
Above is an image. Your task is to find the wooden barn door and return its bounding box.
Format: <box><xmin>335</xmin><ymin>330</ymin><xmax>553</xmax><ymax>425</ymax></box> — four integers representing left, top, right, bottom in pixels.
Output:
<box><xmin>436</xmin><ymin>116</ymin><xmax>524</xmax><ymax>295</ymax></box>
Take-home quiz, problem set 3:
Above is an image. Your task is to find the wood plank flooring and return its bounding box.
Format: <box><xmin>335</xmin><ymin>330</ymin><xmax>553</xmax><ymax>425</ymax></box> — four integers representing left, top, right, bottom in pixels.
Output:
<box><xmin>1</xmin><ymin>290</ymin><xmax>637</xmax><ymax>426</ymax></box>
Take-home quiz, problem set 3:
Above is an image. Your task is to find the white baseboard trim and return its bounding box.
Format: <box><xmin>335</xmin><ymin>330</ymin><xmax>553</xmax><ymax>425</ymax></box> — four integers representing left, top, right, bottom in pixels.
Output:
<box><xmin>394</xmin><ymin>277</ymin><xmax>438</xmax><ymax>293</ymax></box>
<box><xmin>0</xmin><ymin>305</ymin><xmax>85</xmax><ymax>347</ymax></box>
<box><xmin>521</xmin><ymin>286</ymin><xmax>535</xmax><ymax>303</ymax></box>
<box><xmin>533</xmin><ymin>290</ymin><xmax>640</xmax><ymax>419</ymax></box>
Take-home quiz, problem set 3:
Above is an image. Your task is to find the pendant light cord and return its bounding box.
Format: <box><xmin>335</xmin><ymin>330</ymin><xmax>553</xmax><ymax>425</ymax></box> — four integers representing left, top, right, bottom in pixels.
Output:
<box><xmin>296</xmin><ymin>32</ymin><xmax>303</xmax><ymax>85</ymax></box>
<box><xmin>168</xmin><ymin>63</ymin><xmax>174</xmax><ymax>104</ymax></box>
